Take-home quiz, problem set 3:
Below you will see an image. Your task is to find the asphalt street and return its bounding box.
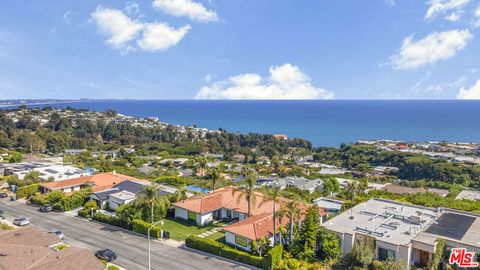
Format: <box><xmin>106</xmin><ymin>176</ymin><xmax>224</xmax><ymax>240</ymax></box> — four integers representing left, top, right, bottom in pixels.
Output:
<box><xmin>0</xmin><ymin>198</ymin><xmax>250</xmax><ymax>270</ymax></box>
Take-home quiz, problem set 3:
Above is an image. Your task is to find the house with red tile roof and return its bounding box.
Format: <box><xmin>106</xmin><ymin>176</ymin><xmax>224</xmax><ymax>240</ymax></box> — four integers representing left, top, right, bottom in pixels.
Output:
<box><xmin>0</xmin><ymin>227</ymin><xmax>103</xmax><ymax>270</ymax></box>
<box><xmin>173</xmin><ymin>186</ymin><xmax>326</xmax><ymax>252</ymax></box>
<box><xmin>40</xmin><ymin>172</ymin><xmax>148</xmax><ymax>194</ymax></box>
<box><xmin>173</xmin><ymin>186</ymin><xmax>278</xmax><ymax>226</ymax></box>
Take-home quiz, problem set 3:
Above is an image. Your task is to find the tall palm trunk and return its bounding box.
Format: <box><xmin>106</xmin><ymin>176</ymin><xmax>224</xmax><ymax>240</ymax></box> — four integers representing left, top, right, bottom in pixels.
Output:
<box><xmin>150</xmin><ymin>202</ymin><xmax>154</xmax><ymax>224</ymax></box>
<box><xmin>247</xmin><ymin>193</ymin><xmax>252</xmax><ymax>217</ymax></box>
<box><xmin>289</xmin><ymin>212</ymin><xmax>294</xmax><ymax>243</ymax></box>
<box><xmin>273</xmin><ymin>203</ymin><xmax>277</xmax><ymax>245</ymax></box>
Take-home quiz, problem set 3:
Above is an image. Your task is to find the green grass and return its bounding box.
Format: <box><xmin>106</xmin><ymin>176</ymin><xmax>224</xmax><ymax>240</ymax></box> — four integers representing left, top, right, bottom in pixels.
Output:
<box><xmin>204</xmin><ymin>231</ymin><xmax>225</xmax><ymax>243</ymax></box>
<box><xmin>162</xmin><ymin>218</ymin><xmax>223</xmax><ymax>241</ymax></box>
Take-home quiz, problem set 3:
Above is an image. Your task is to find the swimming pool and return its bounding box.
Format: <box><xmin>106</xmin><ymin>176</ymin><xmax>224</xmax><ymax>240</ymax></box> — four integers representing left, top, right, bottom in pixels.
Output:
<box><xmin>186</xmin><ymin>185</ymin><xmax>211</xmax><ymax>194</ymax></box>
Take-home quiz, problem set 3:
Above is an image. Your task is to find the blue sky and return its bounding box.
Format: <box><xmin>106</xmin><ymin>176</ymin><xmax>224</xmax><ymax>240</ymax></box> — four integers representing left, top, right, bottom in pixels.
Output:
<box><xmin>1</xmin><ymin>0</ymin><xmax>480</xmax><ymax>100</ymax></box>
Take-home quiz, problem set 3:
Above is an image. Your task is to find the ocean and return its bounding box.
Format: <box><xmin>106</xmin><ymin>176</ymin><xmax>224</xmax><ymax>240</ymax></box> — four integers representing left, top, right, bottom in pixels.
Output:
<box><xmin>8</xmin><ymin>100</ymin><xmax>480</xmax><ymax>147</ymax></box>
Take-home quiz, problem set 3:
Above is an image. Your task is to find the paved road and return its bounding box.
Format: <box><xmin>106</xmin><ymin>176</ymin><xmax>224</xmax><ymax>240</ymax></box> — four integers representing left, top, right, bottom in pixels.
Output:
<box><xmin>0</xmin><ymin>199</ymin><xmax>249</xmax><ymax>270</ymax></box>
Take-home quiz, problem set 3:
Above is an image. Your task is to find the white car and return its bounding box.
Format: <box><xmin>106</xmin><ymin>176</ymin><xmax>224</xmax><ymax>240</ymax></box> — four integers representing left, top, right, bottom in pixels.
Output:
<box><xmin>49</xmin><ymin>230</ymin><xmax>65</xmax><ymax>240</ymax></box>
<box><xmin>13</xmin><ymin>217</ymin><xmax>29</xmax><ymax>226</ymax></box>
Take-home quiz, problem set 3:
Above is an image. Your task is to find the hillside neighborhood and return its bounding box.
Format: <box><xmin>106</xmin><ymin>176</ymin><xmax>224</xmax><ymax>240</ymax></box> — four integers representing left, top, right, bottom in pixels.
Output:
<box><xmin>0</xmin><ymin>107</ymin><xmax>479</xmax><ymax>270</ymax></box>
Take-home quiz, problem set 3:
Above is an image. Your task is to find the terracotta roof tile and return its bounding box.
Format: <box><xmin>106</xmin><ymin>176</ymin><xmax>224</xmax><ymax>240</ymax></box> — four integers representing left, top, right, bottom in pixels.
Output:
<box><xmin>0</xmin><ymin>227</ymin><xmax>103</xmax><ymax>270</ymax></box>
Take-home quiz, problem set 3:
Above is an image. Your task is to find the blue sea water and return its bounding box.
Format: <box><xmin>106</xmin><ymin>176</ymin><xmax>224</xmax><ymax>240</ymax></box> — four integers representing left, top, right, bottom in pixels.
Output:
<box><xmin>12</xmin><ymin>100</ymin><xmax>480</xmax><ymax>147</ymax></box>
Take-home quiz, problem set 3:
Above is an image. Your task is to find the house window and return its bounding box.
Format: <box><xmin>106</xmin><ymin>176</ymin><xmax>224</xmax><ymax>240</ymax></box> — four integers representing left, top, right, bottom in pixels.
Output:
<box><xmin>378</xmin><ymin>248</ymin><xmax>395</xmax><ymax>261</ymax></box>
<box><xmin>235</xmin><ymin>236</ymin><xmax>248</xmax><ymax>247</ymax></box>
<box><xmin>188</xmin><ymin>211</ymin><xmax>196</xmax><ymax>222</ymax></box>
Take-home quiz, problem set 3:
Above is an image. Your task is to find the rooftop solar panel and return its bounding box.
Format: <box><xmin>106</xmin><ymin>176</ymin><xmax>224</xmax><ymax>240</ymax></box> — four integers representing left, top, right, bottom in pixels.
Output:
<box><xmin>425</xmin><ymin>212</ymin><xmax>475</xmax><ymax>240</ymax></box>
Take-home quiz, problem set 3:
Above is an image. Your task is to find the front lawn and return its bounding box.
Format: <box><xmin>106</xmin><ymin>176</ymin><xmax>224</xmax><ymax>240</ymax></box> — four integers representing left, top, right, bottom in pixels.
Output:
<box><xmin>204</xmin><ymin>231</ymin><xmax>225</xmax><ymax>243</ymax></box>
<box><xmin>162</xmin><ymin>218</ymin><xmax>223</xmax><ymax>241</ymax></box>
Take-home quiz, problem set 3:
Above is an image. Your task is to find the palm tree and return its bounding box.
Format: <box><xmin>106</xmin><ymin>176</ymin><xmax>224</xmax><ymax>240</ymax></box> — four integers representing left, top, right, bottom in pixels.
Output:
<box><xmin>137</xmin><ymin>183</ymin><xmax>167</xmax><ymax>223</ymax></box>
<box><xmin>345</xmin><ymin>179</ymin><xmax>368</xmax><ymax>203</ymax></box>
<box><xmin>209</xmin><ymin>168</ymin><xmax>220</xmax><ymax>190</ymax></box>
<box><xmin>233</xmin><ymin>172</ymin><xmax>257</xmax><ymax>217</ymax></box>
<box><xmin>172</xmin><ymin>185</ymin><xmax>188</xmax><ymax>203</ymax></box>
<box><xmin>263</xmin><ymin>186</ymin><xmax>282</xmax><ymax>246</ymax></box>
<box><xmin>284</xmin><ymin>194</ymin><xmax>301</xmax><ymax>244</ymax></box>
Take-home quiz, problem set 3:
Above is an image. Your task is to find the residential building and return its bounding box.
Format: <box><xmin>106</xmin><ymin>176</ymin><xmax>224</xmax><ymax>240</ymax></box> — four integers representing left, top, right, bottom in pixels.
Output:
<box><xmin>0</xmin><ymin>227</ymin><xmax>103</xmax><ymax>270</ymax></box>
<box><xmin>314</xmin><ymin>197</ymin><xmax>344</xmax><ymax>214</ymax></box>
<box><xmin>90</xmin><ymin>180</ymin><xmax>177</xmax><ymax>210</ymax></box>
<box><xmin>324</xmin><ymin>198</ymin><xmax>480</xmax><ymax>269</ymax></box>
<box><xmin>275</xmin><ymin>177</ymin><xmax>323</xmax><ymax>193</ymax></box>
<box><xmin>336</xmin><ymin>178</ymin><xmax>387</xmax><ymax>192</ymax></box>
<box><xmin>372</xmin><ymin>166</ymin><xmax>399</xmax><ymax>175</ymax></box>
<box><xmin>222</xmin><ymin>213</ymin><xmax>290</xmax><ymax>251</ymax></box>
<box><xmin>384</xmin><ymin>184</ymin><xmax>449</xmax><ymax>197</ymax></box>
<box><xmin>0</xmin><ymin>162</ymin><xmax>88</xmax><ymax>181</ymax></box>
<box><xmin>455</xmin><ymin>190</ymin><xmax>480</xmax><ymax>201</ymax></box>
<box><xmin>272</xmin><ymin>134</ymin><xmax>288</xmax><ymax>140</ymax></box>
<box><xmin>173</xmin><ymin>186</ymin><xmax>326</xmax><ymax>252</ymax></box>
<box><xmin>40</xmin><ymin>172</ymin><xmax>144</xmax><ymax>194</ymax></box>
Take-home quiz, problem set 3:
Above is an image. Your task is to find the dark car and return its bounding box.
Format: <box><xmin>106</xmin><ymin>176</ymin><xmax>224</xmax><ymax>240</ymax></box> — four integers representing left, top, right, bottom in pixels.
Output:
<box><xmin>95</xmin><ymin>249</ymin><xmax>117</xmax><ymax>262</ymax></box>
<box><xmin>0</xmin><ymin>192</ymin><xmax>7</xmax><ymax>198</ymax></box>
<box><xmin>39</xmin><ymin>204</ymin><xmax>54</xmax><ymax>212</ymax></box>
<box><xmin>0</xmin><ymin>210</ymin><xmax>5</xmax><ymax>219</ymax></box>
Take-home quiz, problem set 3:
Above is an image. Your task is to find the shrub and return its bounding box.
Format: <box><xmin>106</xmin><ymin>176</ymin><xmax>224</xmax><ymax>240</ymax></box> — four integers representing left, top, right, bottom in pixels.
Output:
<box><xmin>0</xmin><ymin>222</ymin><xmax>13</xmax><ymax>230</ymax></box>
<box><xmin>93</xmin><ymin>212</ymin><xmax>121</xmax><ymax>226</ymax></box>
<box><xmin>78</xmin><ymin>208</ymin><xmax>91</xmax><ymax>218</ymax></box>
<box><xmin>266</xmin><ymin>245</ymin><xmax>283</xmax><ymax>269</ymax></box>
<box><xmin>16</xmin><ymin>183</ymin><xmax>40</xmax><ymax>199</ymax></box>
<box><xmin>84</xmin><ymin>200</ymin><xmax>98</xmax><ymax>210</ymax></box>
<box><xmin>132</xmin><ymin>219</ymin><xmax>161</xmax><ymax>238</ymax></box>
<box><xmin>48</xmin><ymin>189</ymin><xmax>91</xmax><ymax>211</ymax></box>
<box><xmin>29</xmin><ymin>192</ymin><xmax>48</xmax><ymax>205</ymax></box>
<box><xmin>185</xmin><ymin>235</ymin><xmax>267</xmax><ymax>269</ymax></box>
<box><xmin>371</xmin><ymin>260</ymin><xmax>406</xmax><ymax>270</ymax></box>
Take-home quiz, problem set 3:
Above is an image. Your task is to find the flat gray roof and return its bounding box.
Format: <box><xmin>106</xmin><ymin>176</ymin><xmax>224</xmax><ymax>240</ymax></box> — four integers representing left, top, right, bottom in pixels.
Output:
<box><xmin>455</xmin><ymin>190</ymin><xmax>480</xmax><ymax>201</ymax></box>
<box><xmin>324</xmin><ymin>198</ymin><xmax>439</xmax><ymax>245</ymax></box>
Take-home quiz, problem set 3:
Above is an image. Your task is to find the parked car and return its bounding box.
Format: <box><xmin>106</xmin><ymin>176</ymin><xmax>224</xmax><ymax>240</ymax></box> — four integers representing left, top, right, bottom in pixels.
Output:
<box><xmin>0</xmin><ymin>192</ymin><xmax>8</xmax><ymax>198</ymax></box>
<box><xmin>95</xmin><ymin>249</ymin><xmax>117</xmax><ymax>262</ymax></box>
<box><xmin>13</xmin><ymin>217</ymin><xmax>29</xmax><ymax>226</ymax></box>
<box><xmin>0</xmin><ymin>210</ymin><xmax>5</xmax><ymax>219</ymax></box>
<box><xmin>39</xmin><ymin>204</ymin><xmax>54</xmax><ymax>212</ymax></box>
<box><xmin>48</xmin><ymin>230</ymin><xmax>65</xmax><ymax>240</ymax></box>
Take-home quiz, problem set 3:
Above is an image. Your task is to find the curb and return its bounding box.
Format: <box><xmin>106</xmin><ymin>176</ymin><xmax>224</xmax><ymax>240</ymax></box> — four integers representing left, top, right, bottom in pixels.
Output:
<box><xmin>182</xmin><ymin>246</ymin><xmax>259</xmax><ymax>270</ymax></box>
<box><xmin>74</xmin><ymin>215</ymin><xmax>253</xmax><ymax>269</ymax></box>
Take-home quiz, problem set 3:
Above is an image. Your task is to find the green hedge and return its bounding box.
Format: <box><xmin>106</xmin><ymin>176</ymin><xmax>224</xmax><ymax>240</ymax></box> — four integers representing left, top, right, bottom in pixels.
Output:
<box><xmin>54</xmin><ymin>190</ymin><xmax>90</xmax><ymax>211</ymax></box>
<box><xmin>185</xmin><ymin>235</ymin><xmax>268</xmax><ymax>269</ymax></box>
<box><xmin>93</xmin><ymin>212</ymin><xmax>123</xmax><ymax>227</ymax></box>
<box><xmin>132</xmin><ymin>219</ymin><xmax>162</xmax><ymax>238</ymax></box>
<box><xmin>29</xmin><ymin>192</ymin><xmax>48</xmax><ymax>205</ymax></box>
<box><xmin>266</xmin><ymin>245</ymin><xmax>283</xmax><ymax>269</ymax></box>
<box><xmin>16</xmin><ymin>183</ymin><xmax>40</xmax><ymax>199</ymax></box>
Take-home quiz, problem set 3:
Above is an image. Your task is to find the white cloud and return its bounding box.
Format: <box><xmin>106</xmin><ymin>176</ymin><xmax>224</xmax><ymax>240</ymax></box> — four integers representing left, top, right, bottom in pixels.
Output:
<box><xmin>91</xmin><ymin>6</ymin><xmax>189</xmax><ymax>53</ymax></box>
<box><xmin>425</xmin><ymin>0</ymin><xmax>471</xmax><ymax>20</ymax></box>
<box><xmin>63</xmin><ymin>11</ymin><xmax>73</xmax><ymax>24</ymax></box>
<box><xmin>457</xmin><ymin>79</ymin><xmax>480</xmax><ymax>99</ymax></box>
<box><xmin>474</xmin><ymin>5</ymin><xmax>480</xmax><ymax>27</ymax></box>
<box><xmin>445</xmin><ymin>10</ymin><xmax>464</xmax><ymax>21</ymax></box>
<box><xmin>91</xmin><ymin>6</ymin><xmax>144</xmax><ymax>49</ymax></box>
<box><xmin>137</xmin><ymin>22</ymin><xmax>190</xmax><ymax>52</ymax></box>
<box><xmin>389</xmin><ymin>29</ymin><xmax>472</xmax><ymax>69</ymax></box>
<box><xmin>125</xmin><ymin>2</ymin><xmax>140</xmax><ymax>15</ymax></box>
<box><xmin>195</xmin><ymin>63</ymin><xmax>334</xmax><ymax>100</ymax></box>
<box><xmin>85</xmin><ymin>82</ymin><xmax>100</xmax><ymax>89</ymax></box>
<box><xmin>153</xmin><ymin>0</ymin><xmax>218</xmax><ymax>22</ymax></box>
<box><xmin>385</xmin><ymin>0</ymin><xmax>396</xmax><ymax>6</ymax></box>
<box><xmin>202</xmin><ymin>73</ymin><xmax>216</xmax><ymax>82</ymax></box>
